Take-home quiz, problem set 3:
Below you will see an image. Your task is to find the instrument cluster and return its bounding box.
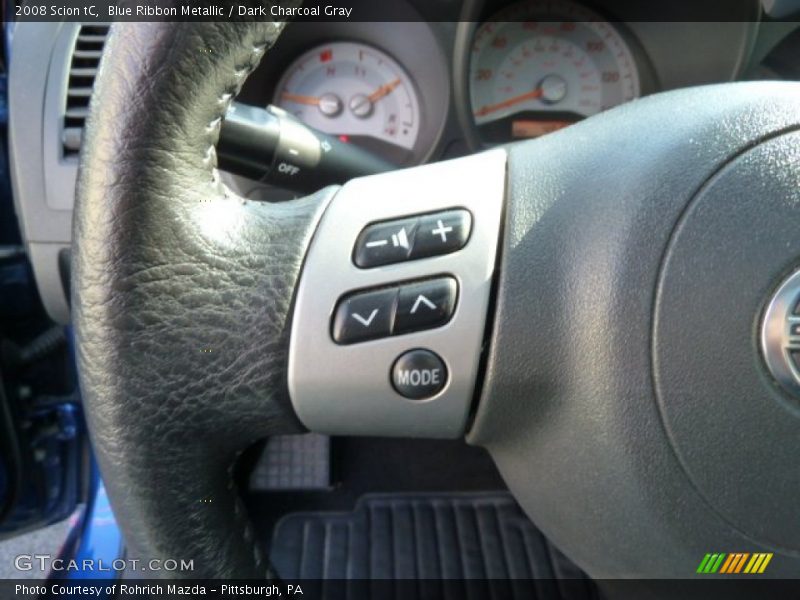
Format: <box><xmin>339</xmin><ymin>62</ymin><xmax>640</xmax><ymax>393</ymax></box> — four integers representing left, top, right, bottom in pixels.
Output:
<box><xmin>238</xmin><ymin>19</ymin><xmax>450</xmax><ymax>170</ymax></box>
<box><xmin>274</xmin><ymin>41</ymin><xmax>423</xmax><ymax>166</ymax></box>
<box><xmin>238</xmin><ymin>0</ymin><xmax>777</xmax><ymax>170</ymax></box>
<box><xmin>468</xmin><ymin>0</ymin><xmax>641</xmax><ymax>143</ymax></box>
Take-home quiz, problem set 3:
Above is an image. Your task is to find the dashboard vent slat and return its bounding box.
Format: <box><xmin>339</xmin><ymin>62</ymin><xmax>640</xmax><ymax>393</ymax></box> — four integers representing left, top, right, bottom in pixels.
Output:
<box><xmin>62</xmin><ymin>24</ymin><xmax>110</xmax><ymax>157</ymax></box>
<box><xmin>71</xmin><ymin>49</ymin><xmax>104</xmax><ymax>60</ymax></box>
<box><xmin>65</xmin><ymin>107</ymin><xmax>90</xmax><ymax>120</ymax></box>
<box><xmin>76</xmin><ymin>34</ymin><xmax>108</xmax><ymax>44</ymax></box>
<box><xmin>62</xmin><ymin>128</ymin><xmax>83</xmax><ymax>153</ymax></box>
<box><xmin>69</xmin><ymin>67</ymin><xmax>99</xmax><ymax>78</ymax></box>
<box><xmin>67</xmin><ymin>87</ymin><xmax>94</xmax><ymax>98</ymax></box>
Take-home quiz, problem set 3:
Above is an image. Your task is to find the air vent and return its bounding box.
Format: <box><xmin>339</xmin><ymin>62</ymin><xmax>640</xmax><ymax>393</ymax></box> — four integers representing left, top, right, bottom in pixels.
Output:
<box><xmin>62</xmin><ymin>25</ymin><xmax>110</xmax><ymax>157</ymax></box>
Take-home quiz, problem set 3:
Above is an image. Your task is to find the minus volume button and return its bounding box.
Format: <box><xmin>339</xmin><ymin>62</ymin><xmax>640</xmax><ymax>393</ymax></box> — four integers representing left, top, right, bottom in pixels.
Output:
<box><xmin>353</xmin><ymin>218</ymin><xmax>419</xmax><ymax>268</ymax></box>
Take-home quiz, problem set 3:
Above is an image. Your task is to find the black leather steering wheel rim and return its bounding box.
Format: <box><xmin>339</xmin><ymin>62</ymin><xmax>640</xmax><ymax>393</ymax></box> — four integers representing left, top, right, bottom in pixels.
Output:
<box><xmin>72</xmin><ymin>14</ymin><xmax>334</xmax><ymax>578</ymax></box>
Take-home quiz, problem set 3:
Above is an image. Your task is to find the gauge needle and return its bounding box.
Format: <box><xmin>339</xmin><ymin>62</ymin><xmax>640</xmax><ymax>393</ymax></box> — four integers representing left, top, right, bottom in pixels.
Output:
<box><xmin>368</xmin><ymin>78</ymin><xmax>402</xmax><ymax>103</ymax></box>
<box><xmin>280</xmin><ymin>92</ymin><xmax>321</xmax><ymax>106</ymax></box>
<box><xmin>474</xmin><ymin>88</ymin><xmax>544</xmax><ymax>117</ymax></box>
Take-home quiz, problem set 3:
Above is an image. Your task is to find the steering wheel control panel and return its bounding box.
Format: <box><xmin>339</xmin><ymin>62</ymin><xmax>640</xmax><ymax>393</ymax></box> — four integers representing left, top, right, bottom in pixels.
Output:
<box><xmin>353</xmin><ymin>210</ymin><xmax>472</xmax><ymax>268</ymax></box>
<box><xmin>289</xmin><ymin>149</ymin><xmax>506</xmax><ymax>437</ymax></box>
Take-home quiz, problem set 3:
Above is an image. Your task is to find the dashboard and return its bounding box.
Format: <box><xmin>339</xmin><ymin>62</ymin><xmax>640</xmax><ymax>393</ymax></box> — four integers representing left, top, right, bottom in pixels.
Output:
<box><xmin>232</xmin><ymin>0</ymin><xmax>800</xmax><ymax>179</ymax></box>
<box><xmin>6</xmin><ymin>0</ymin><xmax>800</xmax><ymax>323</ymax></box>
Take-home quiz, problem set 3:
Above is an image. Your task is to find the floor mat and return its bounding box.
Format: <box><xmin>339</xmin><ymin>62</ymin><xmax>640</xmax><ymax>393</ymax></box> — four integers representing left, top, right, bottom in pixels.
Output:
<box><xmin>250</xmin><ymin>434</ymin><xmax>332</xmax><ymax>491</ymax></box>
<box><xmin>269</xmin><ymin>493</ymin><xmax>598</xmax><ymax>598</ymax></box>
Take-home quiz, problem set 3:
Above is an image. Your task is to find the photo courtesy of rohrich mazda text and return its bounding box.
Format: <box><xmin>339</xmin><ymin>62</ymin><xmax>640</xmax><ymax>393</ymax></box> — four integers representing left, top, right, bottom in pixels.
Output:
<box><xmin>0</xmin><ymin>0</ymin><xmax>800</xmax><ymax>598</ymax></box>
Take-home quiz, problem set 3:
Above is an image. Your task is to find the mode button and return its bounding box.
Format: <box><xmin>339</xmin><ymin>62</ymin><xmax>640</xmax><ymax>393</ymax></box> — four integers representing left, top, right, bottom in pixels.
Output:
<box><xmin>391</xmin><ymin>349</ymin><xmax>448</xmax><ymax>400</ymax></box>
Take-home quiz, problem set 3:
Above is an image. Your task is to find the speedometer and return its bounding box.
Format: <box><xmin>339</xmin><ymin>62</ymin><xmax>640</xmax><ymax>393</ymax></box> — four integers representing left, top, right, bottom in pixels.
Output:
<box><xmin>275</xmin><ymin>41</ymin><xmax>421</xmax><ymax>166</ymax></box>
<box><xmin>470</xmin><ymin>0</ymin><xmax>640</xmax><ymax>142</ymax></box>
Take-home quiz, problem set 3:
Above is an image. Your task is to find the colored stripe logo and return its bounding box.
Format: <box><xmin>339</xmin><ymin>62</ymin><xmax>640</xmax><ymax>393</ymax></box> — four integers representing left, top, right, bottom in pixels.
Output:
<box><xmin>697</xmin><ymin>553</ymin><xmax>773</xmax><ymax>574</ymax></box>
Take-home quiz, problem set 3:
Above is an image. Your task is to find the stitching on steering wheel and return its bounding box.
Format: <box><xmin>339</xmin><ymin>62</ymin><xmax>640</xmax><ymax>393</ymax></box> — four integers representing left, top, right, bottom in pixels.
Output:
<box><xmin>228</xmin><ymin>448</ymin><xmax>269</xmax><ymax>577</ymax></box>
<box><xmin>199</xmin><ymin>22</ymin><xmax>289</xmax><ymax>578</ymax></box>
<box><xmin>204</xmin><ymin>23</ymin><xmax>286</xmax><ymax>198</ymax></box>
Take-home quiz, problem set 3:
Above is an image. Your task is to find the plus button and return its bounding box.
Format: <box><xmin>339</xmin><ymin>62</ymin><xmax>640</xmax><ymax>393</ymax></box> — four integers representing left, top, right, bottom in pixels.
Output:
<box><xmin>431</xmin><ymin>219</ymin><xmax>453</xmax><ymax>243</ymax></box>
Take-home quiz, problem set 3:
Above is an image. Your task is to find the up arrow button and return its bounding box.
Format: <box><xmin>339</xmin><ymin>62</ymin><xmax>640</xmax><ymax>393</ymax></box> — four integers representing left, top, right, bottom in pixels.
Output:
<box><xmin>395</xmin><ymin>277</ymin><xmax>458</xmax><ymax>334</ymax></box>
<box><xmin>410</xmin><ymin>294</ymin><xmax>437</xmax><ymax>314</ymax></box>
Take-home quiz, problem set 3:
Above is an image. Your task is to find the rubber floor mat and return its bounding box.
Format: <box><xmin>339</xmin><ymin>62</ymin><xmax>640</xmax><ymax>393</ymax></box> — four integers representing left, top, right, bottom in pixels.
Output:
<box><xmin>269</xmin><ymin>493</ymin><xmax>599</xmax><ymax>598</ymax></box>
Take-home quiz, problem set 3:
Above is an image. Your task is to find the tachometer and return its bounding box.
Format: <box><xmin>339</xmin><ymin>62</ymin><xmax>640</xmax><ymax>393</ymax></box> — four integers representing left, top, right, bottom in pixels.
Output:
<box><xmin>470</xmin><ymin>0</ymin><xmax>640</xmax><ymax>142</ymax></box>
<box><xmin>275</xmin><ymin>41</ymin><xmax>421</xmax><ymax>165</ymax></box>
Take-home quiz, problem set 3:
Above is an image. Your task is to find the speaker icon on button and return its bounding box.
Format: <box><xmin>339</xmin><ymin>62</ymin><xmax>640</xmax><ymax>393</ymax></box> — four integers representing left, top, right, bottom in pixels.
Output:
<box><xmin>364</xmin><ymin>227</ymin><xmax>409</xmax><ymax>250</ymax></box>
<box><xmin>391</xmin><ymin>227</ymin><xmax>409</xmax><ymax>249</ymax></box>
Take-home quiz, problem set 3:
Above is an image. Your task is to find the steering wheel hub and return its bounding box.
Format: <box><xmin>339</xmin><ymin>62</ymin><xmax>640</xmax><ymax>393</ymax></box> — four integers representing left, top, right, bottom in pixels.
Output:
<box><xmin>762</xmin><ymin>268</ymin><xmax>800</xmax><ymax>399</ymax></box>
<box><xmin>654</xmin><ymin>129</ymin><xmax>800</xmax><ymax>552</ymax></box>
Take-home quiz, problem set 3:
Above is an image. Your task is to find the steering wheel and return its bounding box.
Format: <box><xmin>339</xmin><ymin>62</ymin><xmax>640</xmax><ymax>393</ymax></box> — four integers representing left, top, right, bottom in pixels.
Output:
<box><xmin>73</xmin><ymin>15</ymin><xmax>800</xmax><ymax>580</ymax></box>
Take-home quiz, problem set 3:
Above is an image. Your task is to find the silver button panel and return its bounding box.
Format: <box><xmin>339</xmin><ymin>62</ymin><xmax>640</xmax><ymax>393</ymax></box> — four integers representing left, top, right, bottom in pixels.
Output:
<box><xmin>287</xmin><ymin>150</ymin><xmax>507</xmax><ymax>438</ymax></box>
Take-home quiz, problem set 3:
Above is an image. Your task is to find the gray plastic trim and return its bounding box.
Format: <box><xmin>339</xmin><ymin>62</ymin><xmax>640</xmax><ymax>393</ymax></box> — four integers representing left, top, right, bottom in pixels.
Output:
<box><xmin>10</xmin><ymin>23</ymin><xmax>81</xmax><ymax>229</ymax></box>
<box><xmin>288</xmin><ymin>149</ymin><xmax>506</xmax><ymax>438</ymax></box>
<box><xmin>9</xmin><ymin>22</ymin><xmax>83</xmax><ymax>324</ymax></box>
<box><xmin>42</xmin><ymin>24</ymin><xmax>85</xmax><ymax>211</ymax></box>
